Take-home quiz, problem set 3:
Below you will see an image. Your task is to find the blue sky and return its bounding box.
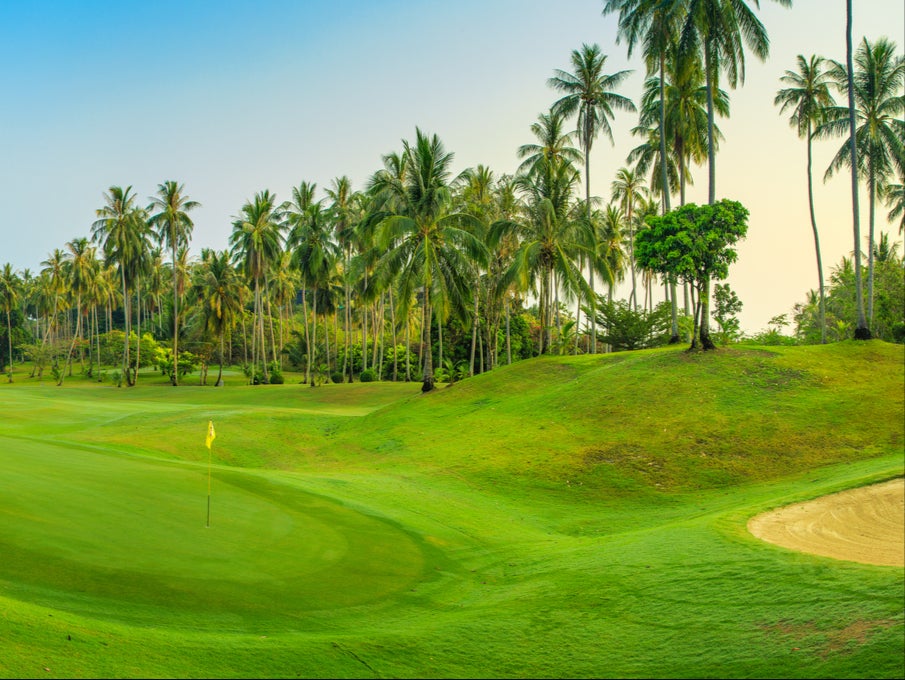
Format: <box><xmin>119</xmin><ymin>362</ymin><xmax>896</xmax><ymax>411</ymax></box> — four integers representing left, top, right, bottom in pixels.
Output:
<box><xmin>0</xmin><ymin>0</ymin><xmax>902</xmax><ymax>333</ymax></box>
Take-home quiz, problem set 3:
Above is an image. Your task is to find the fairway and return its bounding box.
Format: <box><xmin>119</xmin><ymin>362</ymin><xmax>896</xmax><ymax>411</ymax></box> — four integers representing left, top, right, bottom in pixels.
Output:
<box><xmin>0</xmin><ymin>343</ymin><xmax>903</xmax><ymax>678</ymax></box>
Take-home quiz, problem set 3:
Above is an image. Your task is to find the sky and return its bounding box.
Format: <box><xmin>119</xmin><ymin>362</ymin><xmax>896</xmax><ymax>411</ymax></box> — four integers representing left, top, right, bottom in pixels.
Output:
<box><xmin>0</xmin><ymin>0</ymin><xmax>902</xmax><ymax>335</ymax></box>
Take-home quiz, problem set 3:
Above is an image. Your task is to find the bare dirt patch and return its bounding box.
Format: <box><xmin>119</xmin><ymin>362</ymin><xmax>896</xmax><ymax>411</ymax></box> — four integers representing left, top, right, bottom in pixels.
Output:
<box><xmin>748</xmin><ymin>478</ymin><xmax>905</xmax><ymax>567</ymax></box>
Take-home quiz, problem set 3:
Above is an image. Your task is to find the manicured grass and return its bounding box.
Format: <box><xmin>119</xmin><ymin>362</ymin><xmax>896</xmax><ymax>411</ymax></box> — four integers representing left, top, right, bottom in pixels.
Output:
<box><xmin>0</xmin><ymin>342</ymin><xmax>902</xmax><ymax>678</ymax></box>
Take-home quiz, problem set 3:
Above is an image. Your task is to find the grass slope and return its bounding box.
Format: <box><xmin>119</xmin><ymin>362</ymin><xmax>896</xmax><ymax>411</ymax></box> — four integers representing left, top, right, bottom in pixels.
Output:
<box><xmin>0</xmin><ymin>341</ymin><xmax>902</xmax><ymax>678</ymax></box>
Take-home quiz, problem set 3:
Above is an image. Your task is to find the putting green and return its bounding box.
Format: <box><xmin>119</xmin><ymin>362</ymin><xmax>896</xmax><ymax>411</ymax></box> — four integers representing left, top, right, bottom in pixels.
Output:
<box><xmin>0</xmin><ymin>436</ymin><xmax>431</xmax><ymax>629</ymax></box>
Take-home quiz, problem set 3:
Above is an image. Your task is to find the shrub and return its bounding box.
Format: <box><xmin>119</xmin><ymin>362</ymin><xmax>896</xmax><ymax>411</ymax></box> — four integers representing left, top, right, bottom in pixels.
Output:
<box><xmin>359</xmin><ymin>368</ymin><xmax>377</xmax><ymax>383</ymax></box>
<box><xmin>330</xmin><ymin>372</ymin><xmax>344</xmax><ymax>384</ymax></box>
<box><xmin>268</xmin><ymin>362</ymin><xmax>284</xmax><ymax>385</ymax></box>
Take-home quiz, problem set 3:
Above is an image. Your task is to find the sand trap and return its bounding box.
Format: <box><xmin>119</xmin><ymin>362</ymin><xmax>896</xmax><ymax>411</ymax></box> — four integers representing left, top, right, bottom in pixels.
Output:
<box><xmin>748</xmin><ymin>478</ymin><xmax>905</xmax><ymax>567</ymax></box>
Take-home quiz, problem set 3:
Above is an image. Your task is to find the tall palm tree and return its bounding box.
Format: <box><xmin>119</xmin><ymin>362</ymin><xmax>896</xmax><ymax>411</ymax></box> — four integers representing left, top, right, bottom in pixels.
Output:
<box><xmin>0</xmin><ymin>263</ymin><xmax>20</xmax><ymax>381</ymax></box>
<box><xmin>516</xmin><ymin>109</ymin><xmax>583</xmax><ymax>177</ymax></box>
<box><xmin>39</xmin><ymin>248</ymin><xmax>68</xmax><ymax>347</ymax></box>
<box><xmin>611</xmin><ymin>168</ymin><xmax>648</xmax><ymax>310</ymax></box>
<box><xmin>148</xmin><ymin>181</ymin><xmax>200</xmax><ymax>385</ymax></box>
<box><xmin>60</xmin><ymin>237</ymin><xmax>96</xmax><ymax>383</ymax></box>
<box><xmin>775</xmin><ymin>54</ymin><xmax>835</xmax><ymax>344</ymax></box>
<box><xmin>229</xmin><ymin>190</ymin><xmax>284</xmax><ymax>383</ymax></box>
<box><xmin>680</xmin><ymin>0</ymin><xmax>790</xmax><ymax>348</ymax></box>
<box><xmin>605</xmin><ymin>0</ymin><xmax>685</xmax><ymax>215</ymax></box>
<box><xmin>491</xmin><ymin>153</ymin><xmax>591</xmax><ymax>357</ymax></box>
<box><xmin>192</xmin><ymin>250</ymin><xmax>243</xmax><ymax>386</ymax></box>
<box><xmin>822</xmin><ymin>37</ymin><xmax>904</xmax><ymax>329</ymax></box>
<box><xmin>681</xmin><ymin>0</ymin><xmax>791</xmax><ymax>201</ymax></box>
<box><xmin>370</xmin><ymin>128</ymin><xmax>486</xmax><ymax>392</ymax></box>
<box><xmin>286</xmin><ymin>189</ymin><xmax>337</xmax><ymax>385</ymax></box>
<box><xmin>91</xmin><ymin>185</ymin><xmax>150</xmax><ymax>385</ymax></box>
<box><xmin>549</xmin><ymin>43</ymin><xmax>635</xmax><ymax>353</ymax></box>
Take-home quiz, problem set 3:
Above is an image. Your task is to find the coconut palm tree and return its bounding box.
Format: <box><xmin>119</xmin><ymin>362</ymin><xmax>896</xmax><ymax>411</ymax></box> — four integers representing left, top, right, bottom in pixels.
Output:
<box><xmin>0</xmin><ymin>263</ymin><xmax>21</xmax><ymax>381</ymax></box>
<box><xmin>679</xmin><ymin>0</ymin><xmax>790</xmax><ymax>348</ymax></box>
<box><xmin>516</xmin><ymin>109</ymin><xmax>583</xmax><ymax>178</ymax></box>
<box><xmin>192</xmin><ymin>250</ymin><xmax>243</xmax><ymax>386</ymax></box>
<box><xmin>490</xmin><ymin>153</ymin><xmax>591</xmax><ymax>357</ymax></box>
<box><xmin>91</xmin><ymin>185</ymin><xmax>150</xmax><ymax>385</ymax></box>
<box><xmin>229</xmin><ymin>190</ymin><xmax>284</xmax><ymax>383</ymax></box>
<box><xmin>286</xmin><ymin>189</ymin><xmax>338</xmax><ymax>385</ymax></box>
<box><xmin>549</xmin><ymin>43</ymin><xmax>635</xmax><ymax>353</ymax></box>
<box><xmin>39</xmin><ymin>248</ymin><xmax>67</xmax><ymax>347</ymax></box>
<box><xmin>148</xmin><ymin>181</ymin><xmax>200</xmax><ymax>385</ymax></box>
<box><xmin>605</xmin><ymin>0</ymin><xmax>685</xmax><ymax>214</ymax></box>
<box><xmin>611</xmin><ymin>168</ymin><xmax>648</xmax><ymax>310</ymax></box>
<box><xmin>821</xmin><ymin>37</ymin><xmax>904</xmax><ymax>329</ymax></box>
<box><xmin>59</xmin><ymin>237</ymin><xmax>96</xmax><ymax>383</ymax></box>
<box><xmin>775</xmin><ymin>54</ymin><xmax>835</xmax><ymax>344</ymax></box>
<box><xmin>681</xmin><ymin>0</ymin><xmax>791</xmax><ymax>205</ymax></box>
<box><xmin>370</xmin><ymin>128</ymin><xmax>487</xmax><ymax>392</ymax></box>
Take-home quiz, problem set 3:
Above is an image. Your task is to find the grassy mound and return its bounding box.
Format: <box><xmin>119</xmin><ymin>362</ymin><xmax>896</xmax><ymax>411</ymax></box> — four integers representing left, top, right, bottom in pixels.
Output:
<box><xmin>0</xmin><ymin>341</ymin><xmax>901</xmax><ymax>678</ymax></box>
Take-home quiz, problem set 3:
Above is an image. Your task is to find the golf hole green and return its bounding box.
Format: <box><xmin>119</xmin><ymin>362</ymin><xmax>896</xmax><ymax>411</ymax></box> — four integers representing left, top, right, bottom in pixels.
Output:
<box><xmin>0</xmin><ymin>438</ymin><xmax>427</xmax><ymax>627</ymax></box>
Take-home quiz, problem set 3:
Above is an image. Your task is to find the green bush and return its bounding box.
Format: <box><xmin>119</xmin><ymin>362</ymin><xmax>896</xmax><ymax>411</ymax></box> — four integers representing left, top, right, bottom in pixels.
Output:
<box><xmin>330</xmin><ymin>372</ymin><xmax>344</xmax><ymax>384</ymax></box>
<box><xmin>359</xmin><ymin>368</ymin><xmax>377</xmax><ymax>383</ymax></box>
<box><xmin>268</xmin><ymin>362</ymin><xmax>284</xmax><ymax>385</ymax></box>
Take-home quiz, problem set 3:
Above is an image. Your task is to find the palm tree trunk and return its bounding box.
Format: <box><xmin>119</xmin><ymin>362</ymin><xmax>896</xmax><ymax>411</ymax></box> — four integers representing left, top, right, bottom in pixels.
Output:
<box><xmin>705</xmin><ymin>35</ymin><xmax>716</xmax><ymax>205</ymax></box>
<box><xmin>172</xmin><ymin>242</ymin><xmax>179</xmax><ymax>386</ymax></box>
<box><xmin>217</xmin><ymin>334</ymin><xmax>224</xmax><ymax>386</ymax></box>
<box><xmin>311</xmin><ymin>290</ymin><xmax>318</xmax><ymax>387</ymax></box>
<box><xmin>302</xmin><ymin>288</ymin><xmax>311</xmax><ymax>384</ymax></box>
<box><xmin>846</xmin><ymin>0</ymin><xmax>870</xmax><ymax>339</ymax></box>
<box><xmin>806</xmin><ymin>122</ymin><xmax>827</xmax><ymax>344</ymax></box>
<box><xmin>134</xmin><ymin>273</ymin><xmax>141</xmax><ymax>384</ymax></box>
<box><xmin>469</xmin><ymin>289</ymin><xmax>479</xmax><ymax>376</ymax></box>
<box><xmin>867</xmin><ymin>166</ymin><xmax>876</xmax><ymax>326</ymax></box>
<box><xmin>422</xmin><ymin>293</ymin><xmax>434</xmax><ymax>393</ymax></box>
<box><xmin>586</xmin><ymin>151</ymin><xmax>597</xmax><ymax>354</ymax></box>
<box><xmin>389</xmin><ymin>287</ymin><xmax>398</xmax><ymax>382</ymax></box>
<box><xmin>505</xmin><ymin>299</ymin><xmax>512</xmax><ymax>365</ymax></box>
<box><xmin>6</xmin><ymin>311</ymin><xmax>12</xmax><ymax>382</ymax></box>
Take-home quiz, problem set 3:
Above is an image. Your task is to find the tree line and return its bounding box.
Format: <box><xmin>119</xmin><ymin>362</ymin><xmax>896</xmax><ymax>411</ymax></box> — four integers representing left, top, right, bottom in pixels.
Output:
<box><xmin>1</xmin><ymin>0</ymin><xmax>902</xmax><ymax>390</ymax></box>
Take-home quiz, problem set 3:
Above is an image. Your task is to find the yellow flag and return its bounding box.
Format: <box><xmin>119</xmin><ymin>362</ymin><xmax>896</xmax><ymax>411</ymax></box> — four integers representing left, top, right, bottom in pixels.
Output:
<box><xmin>206</xmin><ymin>420</ymin><xmax>216</xmax><ymax>450</ymax></box>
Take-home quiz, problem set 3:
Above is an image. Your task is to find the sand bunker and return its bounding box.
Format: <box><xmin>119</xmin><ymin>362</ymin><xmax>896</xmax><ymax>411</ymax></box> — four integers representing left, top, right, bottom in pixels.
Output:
<box><xmin>748</xmin><ymin>478</ymin><xmax>905</xmax><ymax>567</ymax></box>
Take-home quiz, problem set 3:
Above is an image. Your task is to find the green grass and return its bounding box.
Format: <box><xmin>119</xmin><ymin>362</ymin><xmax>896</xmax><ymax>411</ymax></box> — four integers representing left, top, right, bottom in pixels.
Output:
<box><xmin>0</xmin><ymin>342</ymin><xmax>902</xmax><ymax>678</ymax></box>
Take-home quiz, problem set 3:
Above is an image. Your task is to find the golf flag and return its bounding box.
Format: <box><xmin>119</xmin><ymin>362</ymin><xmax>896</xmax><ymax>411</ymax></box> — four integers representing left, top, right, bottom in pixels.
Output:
<box><xmin>206</xmin><ymin>420</ymin><xmax>216</xmax><ymax>450</ymax></box>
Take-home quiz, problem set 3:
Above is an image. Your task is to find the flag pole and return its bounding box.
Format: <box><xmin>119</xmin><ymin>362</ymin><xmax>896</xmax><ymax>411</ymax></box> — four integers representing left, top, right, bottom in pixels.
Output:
<box><xmin>207</xmin><ymin>442</ymin><xmax>212</xmax><ymax>528</ymax></box>
<box><xmin>205</xmin><ymin>420</ymin><xmax>216</xmax><ymax>528</ymax></box>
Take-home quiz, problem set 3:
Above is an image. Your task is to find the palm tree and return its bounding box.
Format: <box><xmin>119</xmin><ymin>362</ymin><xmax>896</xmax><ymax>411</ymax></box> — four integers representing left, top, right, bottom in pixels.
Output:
<box><xmin>59</xmin><ymin>237</ymin><xmax>96</xmax><ymax>383</ymax></box>
<box><xmin>229</xmin><ymin>190</ymin><xmax>284</xmax><ymax>383</ymax></box>
<box><xmin>148</xmin><ymin>181</ymin><xmax>200</xmax><ymax>385</ymax></box>
<box><xmin>516</xmin><ymin>109</ymin><xmax>583</xmax><ymax>177</ymax></box>
<box><xmin>192</xmin><ymin>250</ymin><xmax>243</xmax><ymax>386</ymax></box>
<box><xmin>611</xmin><ymin>167</ymin><xmax>648</xmax><ymax>311</ymax></box>
<box><xmin>285</xmin><ymin>187</ymin><xmax>337</xmax><ymax>385</ymax></box>
<box><xmin>822</xmin><ymin>37</ymin><xmax>904</xmax><ymax>330</ymax></box>
<box><xmin>491</xmin><ymin>153</ymin><xmax>591</xmax><ymax>357</ymax></box>
<box><xmin>549</xmin><ymin>43</ymin><xmax>635</xmax><ymax>353</ymax></box>
<box><xmin>39</xmin><ymin>248</ymin><xmax>67</xmax><ymax>347</ymax></box>
<box><xmin>775</xmin><ymin>54</ymin><xmax>836</xmax><ymax>344</ymax></box>
<box><xmin>605</xmin><ymin>0</ymin><xmax>685</xmax><ymax>214</ymax></box>
<box><xmin>680</xmin><ymin>0</ymin><xmax>790</xmax><ymax>347</ymax></box>
<box><xmin>681</xmin><ymin>0</ymin><xmax>791</xmax><ymax>202</ymax></box>
<box><xmin>0</xmin><ymin>264</ymin><xmax>21</xmax><ymax>381</ymax></box>
<box><xmin>91</xmin><ymin>185</ymin><xmax>150</xmax><ymax>385</ymax></box>
<box><xmin>370</xmin><ymin>129</ymin><xmax>486</xmax><ymax>392</ymax></box>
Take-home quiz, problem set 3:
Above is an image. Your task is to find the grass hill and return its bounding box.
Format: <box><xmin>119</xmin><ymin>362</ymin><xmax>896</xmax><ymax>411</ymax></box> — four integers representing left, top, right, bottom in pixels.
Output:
<box><xmin>0</xmin><ymin>341</ymin><xmax>902</xmax><ymax>678</ymax></box>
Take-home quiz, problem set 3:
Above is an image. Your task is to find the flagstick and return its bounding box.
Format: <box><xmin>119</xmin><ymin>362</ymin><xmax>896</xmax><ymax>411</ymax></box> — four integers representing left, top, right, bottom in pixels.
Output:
<box><xmin>207</xmin><ymin>442</ymin><xmax>212</xmax><ymax>528</ymax></box>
